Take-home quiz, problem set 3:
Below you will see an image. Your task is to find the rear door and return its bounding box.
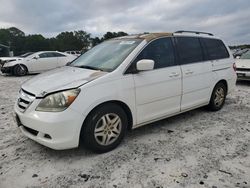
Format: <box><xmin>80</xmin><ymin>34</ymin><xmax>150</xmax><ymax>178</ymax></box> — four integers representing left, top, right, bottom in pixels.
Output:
<box><xmin>175</xmin><ymin>36</ymin><xmax>213</xmax><ymax>111</ymax></box>
<box><xmin>131</xmin><ymin>37</ymin><xmax>182</xmax><ymax>124</ymax></box>
<box><xmin>200</xmin><ymin>38</ymin><xmax>231</xmax><ymax>72</ymax></box>
<box><xmin>52</xmin><ymin>52</ymin><xmax>68</xmax><ymax>67</ymax></box>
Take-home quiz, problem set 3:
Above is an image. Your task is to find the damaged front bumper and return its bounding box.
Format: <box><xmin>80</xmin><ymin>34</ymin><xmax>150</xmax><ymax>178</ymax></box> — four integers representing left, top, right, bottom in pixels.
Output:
<box><xmin>1</xmin><ymin>66</ymin><xmax>13</xmax><ymax>74</ymax></box>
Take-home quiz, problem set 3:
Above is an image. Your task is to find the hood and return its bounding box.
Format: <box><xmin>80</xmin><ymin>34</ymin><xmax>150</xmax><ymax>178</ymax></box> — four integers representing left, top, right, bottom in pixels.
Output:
<box><xmin>235</xmin><ymin>59</ymin><xmax>250</xmax><ymax>68</ymax></box>
<box><xmin>1</xmin><ymin>57</ymin><xmax>24</xmax><ymax>66</ymax></box>
<box><xmin>22</xmin><ymin>66</ymin><xmax>108</xmax><ymax>97</ymax></box>
<box><xmin>0</xmin><ymin>57</ymin><xmax>23</xmax><ymax>61</ymax></box>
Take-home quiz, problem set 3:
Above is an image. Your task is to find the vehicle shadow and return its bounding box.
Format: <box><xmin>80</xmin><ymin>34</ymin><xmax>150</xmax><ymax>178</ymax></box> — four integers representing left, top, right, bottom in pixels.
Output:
<box><xmin>40</xmin><ymin>106</ymin><xmax>208</xmax><ymax>158</ymax></box>
<box><xmin>0</xmin><ymin>73</ymin><xmax>38</xmax><ymax>77</ymax></box>
<box><xmin>236</xmin><ymin>80</ymin><xmax>250</xmax><ymax>86</ymax></box>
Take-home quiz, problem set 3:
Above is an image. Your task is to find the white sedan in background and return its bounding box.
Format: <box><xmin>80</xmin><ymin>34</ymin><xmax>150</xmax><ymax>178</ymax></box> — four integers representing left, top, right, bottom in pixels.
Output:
<box><xmin>235</xmin><ymin>51</ymin><xmax>250</xmax><ymax>80</ymax></box>
<box><xmin>1</xmin><ymin>51</ymin><xmax>76</xmax><ymax>76</ymax></box>
<box><xmin>0</xmin><ymin>52</ymin><xmax>34</xmax><ymax>66</ymax></box>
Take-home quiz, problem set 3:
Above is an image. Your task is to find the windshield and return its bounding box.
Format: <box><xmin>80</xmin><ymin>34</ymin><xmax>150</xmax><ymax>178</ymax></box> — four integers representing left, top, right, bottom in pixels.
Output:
<box><xmin>70</xmin><ymin>39</ymin><xmax>142</xmax><ymax>72</ymax></box>
<box><xmin>240</xmin><ymin>51</ymin><xmax>250</xmax><ymax>59</ymax></box>
<box><xmin>20</xmin><ymin>52</ymin><xmax>34</xmax><ymax>58</ymax></box>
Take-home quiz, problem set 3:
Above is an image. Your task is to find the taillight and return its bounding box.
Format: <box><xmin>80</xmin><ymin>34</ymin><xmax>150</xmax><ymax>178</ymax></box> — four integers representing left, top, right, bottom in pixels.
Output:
<box><xmin>233</xmin><ymin>63</ymin><xmax>236</xmax><ymax>72</ymax></box>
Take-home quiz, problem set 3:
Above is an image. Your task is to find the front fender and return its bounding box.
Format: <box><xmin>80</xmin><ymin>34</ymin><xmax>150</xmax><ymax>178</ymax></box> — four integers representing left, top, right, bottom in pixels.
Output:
<box><xmin>3</xmin><ymin>59</ymin><xmax>25</xmax><ymax>67</ymax></box>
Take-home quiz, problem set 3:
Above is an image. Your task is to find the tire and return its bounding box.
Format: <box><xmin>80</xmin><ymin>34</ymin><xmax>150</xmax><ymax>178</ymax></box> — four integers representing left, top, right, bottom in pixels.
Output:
<box><xmin>80</xmin><ymin>103</ymin><xmax>128</xmax><ymax>153</ymax></box>
<box><xmin>208</xmin><ymin>82</ymin><xmax>227</xmax><ymax>111</ymax></box>
<box><xmin>13</xmin><ymin>64</ymin><xmax>28</xmax><ymax>76</ymax></box>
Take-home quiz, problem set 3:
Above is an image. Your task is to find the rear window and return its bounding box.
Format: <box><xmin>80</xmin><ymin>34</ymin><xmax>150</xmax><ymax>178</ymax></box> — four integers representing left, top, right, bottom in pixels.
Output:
<box><xmin>176</xmin><ymin>37</ymin><xmax>203</xmax><ymax>64</ymax></box>
<box><xmin>52</xmin><ymin>52</ymin><xmax>66</xmax><ymax>57</ymax></box>
<box><xmin>201</xmin><ymin>38</ymin><xmax>229</xmax><ymax>60</ymax></box>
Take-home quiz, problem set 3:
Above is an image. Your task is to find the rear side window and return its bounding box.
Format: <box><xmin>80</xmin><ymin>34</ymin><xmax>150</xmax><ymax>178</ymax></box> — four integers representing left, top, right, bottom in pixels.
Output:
<box><xmin>52</xmin><ymin>52</ymin><xmax>66</xmax><ymax>57</ymax></box>
<box><xmin>135</xmin><ymin>37</ymin><xmax>175</xmax><ymax>69</ymax></box>
<box><xmin>201</xmin><ymin>38</ymin><xmax>229</xmax><ymax>60</ymax></box>
<box><xmin>176</xmin><ymin>37</ymin><xmax>203</xmax><ymax>64</ymax></box>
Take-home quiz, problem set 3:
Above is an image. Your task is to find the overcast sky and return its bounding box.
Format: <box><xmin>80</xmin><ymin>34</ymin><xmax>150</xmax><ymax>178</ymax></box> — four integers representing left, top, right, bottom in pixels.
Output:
<box><xmin>0</xmin><ymin>0</ymin><xmax>250</xmax><ymax>45</ymax></box>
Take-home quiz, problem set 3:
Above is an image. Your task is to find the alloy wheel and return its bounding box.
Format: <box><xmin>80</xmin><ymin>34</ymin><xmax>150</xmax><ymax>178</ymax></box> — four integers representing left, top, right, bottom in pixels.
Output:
<box><xmin>94</xmin><ymin>113</ymin><xmax>122</xmax><ymax>146</ymax></box>
<box><xmin>214</xmin><ymin>87</ymin><xmax>225</xmax><ymax>107</ymax></box>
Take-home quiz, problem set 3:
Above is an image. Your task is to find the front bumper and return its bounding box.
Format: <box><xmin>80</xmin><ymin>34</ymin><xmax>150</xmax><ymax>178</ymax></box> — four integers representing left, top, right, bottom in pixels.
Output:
<box><xmin>14</xmin><ymin>100</ymin><xmax>85</xmax><ymax>150</ymax></box>
<box><xmin>236</xmin><ymin>70</ymin><xmax>250</xmax><ymax>81</ymax></box>
<box><xmin>1</xmin><ymin>66</ymin><xmax>13</xmax><ymax>74</ymax></box>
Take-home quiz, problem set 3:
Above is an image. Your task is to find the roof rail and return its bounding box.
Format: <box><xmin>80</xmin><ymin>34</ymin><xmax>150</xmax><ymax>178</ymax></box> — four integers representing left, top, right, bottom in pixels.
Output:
<box><xmin>174</xmin><ymin>30</ymin><xmax>214</xmax><ymax>36</ymax></box>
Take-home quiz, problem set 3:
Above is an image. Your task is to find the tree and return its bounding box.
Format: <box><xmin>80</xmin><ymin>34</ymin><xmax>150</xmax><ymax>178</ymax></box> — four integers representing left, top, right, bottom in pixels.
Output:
<box><xmin>102</xmin><ymin>31</ymin><xmax>128</xmax><ymax>41</ymax></box>
<box><xmin>0</xmin><ymin>27</ymin><xmax>26</xmax><ymax>55</ymax></box>
<box><xmin>23</xmin><ymin>34</ymin><xmax>49</xmax><ymax>53</ymax></box>
<box><xmin>56</xmin><ymin>31</ymin><xmax>78</xmax><ymax>51</ymax></box>
<box><xmin>0</xmin><ymin>28</ymin><xmax>12</xmax><ymax>46</ymax></box>
<box><xmin>74</xmin><ymin>30</ymin><xmax>91</xmax><ymax>52</ymax></box>
<box><xmin>55</xmin><ymin>30</ymin><xmax>91</xmax><ymax>52</ymax></box>
<box><xmin>8</xmin><ymin>27</ymin><xmax>25</xmax><ymax>37</ymax></box>
<box><xmin>0</xmin><ymin>27</ymin><xmax>130</xmax><ymax>55</ymax></box>
<box><xmin>91</xmin><ymin>37</ymin><xmax>102</xmax><ymax>47</ymax></box>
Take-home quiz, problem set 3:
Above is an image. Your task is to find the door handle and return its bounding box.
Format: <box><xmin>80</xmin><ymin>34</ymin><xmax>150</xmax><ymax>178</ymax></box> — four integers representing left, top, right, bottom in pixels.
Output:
<box><xmin>169</xmin><ymin>72</ymin><xmax>180</xmax><ymax>78</ymax></box>
<box><xmin>185</xmin><ymin>70</ymin><xmax>194</xmax><ymax>75</ymax></box>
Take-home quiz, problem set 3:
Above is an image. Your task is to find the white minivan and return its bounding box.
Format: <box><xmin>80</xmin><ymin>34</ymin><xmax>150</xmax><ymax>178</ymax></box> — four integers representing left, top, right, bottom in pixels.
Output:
<box><xmin>14</xmin><ymin>31</ymin><xmax>237</xmax><ymax>153</ymax></box>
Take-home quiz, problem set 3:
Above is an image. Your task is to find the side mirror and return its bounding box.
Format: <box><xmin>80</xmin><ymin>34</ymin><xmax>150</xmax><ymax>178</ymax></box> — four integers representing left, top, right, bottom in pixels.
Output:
<box><xmin>136</xmin><ymin>59</ymin><xmax>154</xmax><ymax>71</ymax></box>
<box><xmin>33</xmin><ymin>56</ymin><xmax>39</xmax><ymax>60</ymax></box>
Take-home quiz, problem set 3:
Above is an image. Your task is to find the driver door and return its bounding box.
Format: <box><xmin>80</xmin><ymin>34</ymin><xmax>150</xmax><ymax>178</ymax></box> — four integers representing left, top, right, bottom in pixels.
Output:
<box><xmin>130</xmin><ymin>37</ymin><xmax>182</xmax><ymax>124</ymax></box>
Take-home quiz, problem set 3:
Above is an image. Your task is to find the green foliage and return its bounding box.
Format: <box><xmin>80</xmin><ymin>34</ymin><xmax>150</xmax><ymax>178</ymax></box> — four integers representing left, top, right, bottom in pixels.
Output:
<box><xmin>102</xmin><ymin>31</ymin><xmax>128</xmax><ymax>41</ymax></box>
<box><xmin>0</xmin><ymin>27</ymin><xmax>129</xmax><ymax>55</ymax></box>
<box><xmin>91</xmin><ymin>37</ymin><xmax>102</xmax><ymax>47</ymax></box>
<box><xmin>229</xmin><ymin>44</ymin><xmax>250</xmax><ymax>49</ymax></box>
<box><xmin>0</xmin><ymin>28</ymin><xmax>12</xmax><ymax>45</ymax></box>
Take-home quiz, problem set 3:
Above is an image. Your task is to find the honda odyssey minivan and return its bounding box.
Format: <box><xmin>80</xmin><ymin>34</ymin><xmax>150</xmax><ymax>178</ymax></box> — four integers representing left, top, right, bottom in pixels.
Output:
<box><xmin>14</xmin><ymin>31</ymin><xmax>237</xmax><ymax>153</ymax></box>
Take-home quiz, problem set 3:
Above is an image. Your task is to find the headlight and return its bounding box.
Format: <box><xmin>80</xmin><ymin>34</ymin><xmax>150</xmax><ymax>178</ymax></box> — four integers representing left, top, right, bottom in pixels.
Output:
<box><xmin>36</xmin><ymin>88</ymin><xmax>80</xmax><ymax>112</ymax></box>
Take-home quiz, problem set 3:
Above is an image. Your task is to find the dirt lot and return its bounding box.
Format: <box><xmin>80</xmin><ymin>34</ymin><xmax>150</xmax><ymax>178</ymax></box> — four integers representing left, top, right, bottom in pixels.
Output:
<box><xmin>0</xmin><ymin>74</ymin><xmax>250</xmax><ymax>188</ymax></box>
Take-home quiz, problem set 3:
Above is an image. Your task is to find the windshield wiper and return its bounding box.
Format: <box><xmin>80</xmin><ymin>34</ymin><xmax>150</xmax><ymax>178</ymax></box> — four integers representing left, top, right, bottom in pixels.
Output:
<box><xmin>76</xmin><ymin>65</ymin><xmax>104</xmax><ymax>71</ymax></box>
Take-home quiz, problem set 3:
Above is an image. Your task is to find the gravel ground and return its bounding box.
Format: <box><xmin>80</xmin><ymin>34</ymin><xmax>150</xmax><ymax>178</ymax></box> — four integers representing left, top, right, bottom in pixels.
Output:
<box><xmin>0</xmin><ymin>74</ymin><xmax>250</xmax><ymax>188</ymax></box>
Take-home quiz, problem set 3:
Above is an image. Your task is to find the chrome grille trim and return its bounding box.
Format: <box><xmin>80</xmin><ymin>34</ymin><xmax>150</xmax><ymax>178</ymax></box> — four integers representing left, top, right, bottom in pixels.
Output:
<box><xmin>17</xmin><ymin>89</ymin><xmax>36</xmax><ymax>112</ymax></box>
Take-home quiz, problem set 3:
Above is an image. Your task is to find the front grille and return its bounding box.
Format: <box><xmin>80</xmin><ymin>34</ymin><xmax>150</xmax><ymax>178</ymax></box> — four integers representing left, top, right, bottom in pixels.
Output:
<box><xmin>17</xmin><ymin>89</ymin><xmax>36</xmax><ymax>112</ymax></box>
<box><xmin>236</xmin><ymin>68</ymin><xmax>250</xmax><ymax>72</ymax></box>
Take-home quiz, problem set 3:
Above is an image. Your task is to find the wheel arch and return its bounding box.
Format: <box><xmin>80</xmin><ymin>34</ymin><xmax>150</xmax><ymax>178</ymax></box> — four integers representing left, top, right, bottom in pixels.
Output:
<box><xmin>13</xmin><ymin>64</ymin><xmax>29</xmax><ymax>74</ymax></box>
<box><xmin>19</xmin><ymin>64</ymin><xmax>29</xmax><ymax>71</ymax></box>
<box><xmin>83</xmin><ymin>100</ymin><xmax>134</xmax><ymax>131</ymax></box>
<box><xmin>215</xmin><ymin>79</ymin><xmax>228</xmax><ymax>95</ymax></box>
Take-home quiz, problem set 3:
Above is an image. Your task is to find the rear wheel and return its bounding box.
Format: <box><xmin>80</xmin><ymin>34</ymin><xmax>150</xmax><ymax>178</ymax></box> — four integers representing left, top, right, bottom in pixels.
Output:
<box><xmin>80</xmin><ymin>103</ymin><xmax>128</xmax><ymax>153</ymax></box>
<box><xmin>208</xmin><ymin>82</ymin><xmax>227</xmax><ymax>111</ymax></box>
<box><xmin>13</xmin><ymin>64</ymin><xmax>28</xmax><ymax>76</ymax></box>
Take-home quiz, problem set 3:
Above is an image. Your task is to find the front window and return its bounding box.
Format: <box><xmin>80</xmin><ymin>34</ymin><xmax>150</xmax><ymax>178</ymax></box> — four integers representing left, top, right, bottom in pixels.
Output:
<box><xmin>240</xmin><ymin>51</ymin><xmax>250</xmax><ymax>59</ymax></box>
<box><xmin>134</xmin><ymin>37</ymin><xmax>176</xmax><ymax>69</ymax></box>
<box><xmin>39</xmin><ymin>52</ymin><xmax>55</xmax><ymax>58</ymax></box>
<box><xmin>70</xmin><ymin>39</ymin><xmax>142</xmax><ymax>72</ymax></box>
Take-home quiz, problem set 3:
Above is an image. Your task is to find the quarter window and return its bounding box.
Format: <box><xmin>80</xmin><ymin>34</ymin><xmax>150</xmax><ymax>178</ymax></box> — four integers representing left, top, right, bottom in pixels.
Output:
<box><xmin>176</xmin><ymin>37</ymin><xmax>203</xmax><ymax>64</ymax></box>
<box><xmin>134</xmin><ymin>37</ymin><xmax>175</xmax><ymax>69</ymax></box>
<box><xmin>201</xmin><ymin>38</ymin><xmax>229</xmax><ymax>60</ymax></box>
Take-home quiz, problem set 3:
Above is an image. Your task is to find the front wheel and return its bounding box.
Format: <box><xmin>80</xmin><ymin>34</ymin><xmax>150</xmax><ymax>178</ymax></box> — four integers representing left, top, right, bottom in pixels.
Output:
<box><xmin>80</xmin><ymin>104</ymin><xmax>128</xmax><ymax>153</ymax></box>
<box><xmin>208</xmin><ymin>82</ymin><xmax>227</xmax><ymax>111</ymax></box>
<box><xmin>13</xmin><ymin>64</ymin><xmax>28</xmax><ymax>76</ymax></box>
